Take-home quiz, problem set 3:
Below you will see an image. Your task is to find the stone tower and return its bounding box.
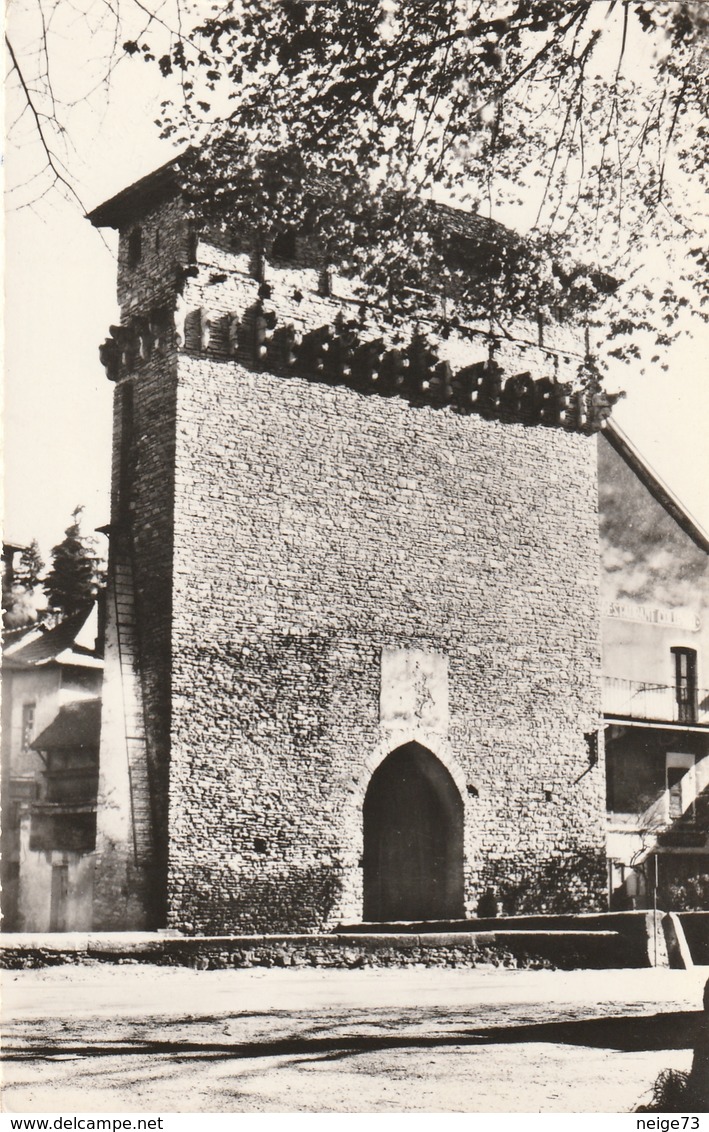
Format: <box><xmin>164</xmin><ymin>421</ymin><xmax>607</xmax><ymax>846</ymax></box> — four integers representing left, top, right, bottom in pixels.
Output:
<box><xmin>89</xmin><ymin>160</ymin><xmax>609</xmax><ymax>933</ymax></box>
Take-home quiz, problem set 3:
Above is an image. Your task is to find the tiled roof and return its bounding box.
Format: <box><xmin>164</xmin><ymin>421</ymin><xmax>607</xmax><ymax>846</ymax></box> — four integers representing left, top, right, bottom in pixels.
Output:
<box><xmin>603</xmin><ymin>421</ymin><xmax>709</xmax><ymax>555</ymax></box>
<box><xmin>87</xmin><ymin>152</ymin><xmax>514</xmax><ymax>248</ymax></box>
<box><xmin>31</xmin><ymin>698</ymin><xmax>102</xmax><ymax>751</ymax></box>
<box><xmin>86</xmin><ymin>158</ymin><xmax>181</xmax><ymax>229</ymax></box>
<box><xmin>3</xmin><ymin>605</ymin><xmax>102</xmax><ymax>669</ymax></box>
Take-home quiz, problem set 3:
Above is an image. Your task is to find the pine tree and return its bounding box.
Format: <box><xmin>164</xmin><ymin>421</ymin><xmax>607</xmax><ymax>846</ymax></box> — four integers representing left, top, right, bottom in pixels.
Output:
<box><xmin>44</xmin><ymin>506</ymin><xmax>103</xmax><ymax>618</ymax></box>
<box><xmin>2</xmin><ymin>539</ymin><xmax>45</xmax><ymax>630</ymax></box>
<box><xmin>2</xmin><ymin>587</ymin><xmax>38</xmax><ymax>630</ymax></box>
<box><xmin>16</xmin><ymin>539</ymin><xmax>44</xmax><ymax>590</ymax></box>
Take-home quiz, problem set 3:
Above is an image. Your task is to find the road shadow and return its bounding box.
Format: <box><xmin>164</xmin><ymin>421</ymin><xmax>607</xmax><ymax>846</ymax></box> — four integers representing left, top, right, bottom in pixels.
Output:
<box><xmin>2</xmin><ymin>1010</ymin><xmax>701</xmax><ymax>1064</ymax></box>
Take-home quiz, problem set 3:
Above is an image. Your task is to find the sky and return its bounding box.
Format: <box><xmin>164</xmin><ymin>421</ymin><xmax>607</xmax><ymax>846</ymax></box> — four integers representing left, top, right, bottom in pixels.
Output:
<box><xmin>4</xmin><ymin>15</ymin><xmax>177</xmax><ymax>560</ymax></box>
<box><xmin>3</xmin><ymin>4</ymin><xmax>709</xmax><ymax>562</ymax></box>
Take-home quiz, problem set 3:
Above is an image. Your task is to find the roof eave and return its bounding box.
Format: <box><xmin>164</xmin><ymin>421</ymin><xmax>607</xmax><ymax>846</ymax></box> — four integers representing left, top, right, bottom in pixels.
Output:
<box><xmin>55</xmin><ymin>649</ymin><xmax>104</xmax><ymax>669</ymax></box>
<box><xmin>86</xmin><ymin>158</ymin><xmax>182</xmax><ymax>229</ymax></box>
<box><xmin>603</xmin><ymin>419</ymin><xmax>709</xmax><ymax>555</ymax></box>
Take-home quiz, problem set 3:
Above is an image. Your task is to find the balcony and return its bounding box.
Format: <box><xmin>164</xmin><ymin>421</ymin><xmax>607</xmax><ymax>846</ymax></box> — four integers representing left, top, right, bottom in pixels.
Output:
<box><xmin>29</xmin><ymin>803</ymin><xmax>97</xmax><ymax>853</ymax></box>
<box><xmin>603</xmin><ymin>677</ymin><xmax>709</xmax><ymax>726</ymax></box>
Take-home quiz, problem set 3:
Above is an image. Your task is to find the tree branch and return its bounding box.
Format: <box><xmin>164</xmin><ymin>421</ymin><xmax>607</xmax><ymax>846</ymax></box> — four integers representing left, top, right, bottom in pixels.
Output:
<box><xmin>5</xmin><ymin>33</ymin><xmax>88</xmax><ymax>211</ymax></box>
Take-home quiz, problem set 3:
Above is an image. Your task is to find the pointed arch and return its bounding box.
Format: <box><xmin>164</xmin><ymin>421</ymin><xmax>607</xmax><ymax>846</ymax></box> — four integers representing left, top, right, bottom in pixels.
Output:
<box><xmin>363</xmin><ymin>741</ymin><xmax>464</xmax><ymax>922</ymax></box>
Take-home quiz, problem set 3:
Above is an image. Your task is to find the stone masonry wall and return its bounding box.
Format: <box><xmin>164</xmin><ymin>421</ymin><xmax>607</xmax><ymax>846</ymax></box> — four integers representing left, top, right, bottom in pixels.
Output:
<box><xmin>97</xmin><ymin>202</ymin><xmax>607</xmax><ymax>932</ymax></box>
<box><xmin>94</xmin><ymin>199</ymin><xmax>185</xmax><ymax>927</ymax></box>
<box><xmin>113</xmin><ymin>202</ymin><xmax>188</xmax><ymax>840</ymax></box>
<box><xmin>168</xmin><ymin>359</ymin><xmax>605</xmax><ymax>933</ymax></box>
<box><xmin>162</xmin><ymin>230</ymin><xmax>607</xmax><ymax>933</ymax></box>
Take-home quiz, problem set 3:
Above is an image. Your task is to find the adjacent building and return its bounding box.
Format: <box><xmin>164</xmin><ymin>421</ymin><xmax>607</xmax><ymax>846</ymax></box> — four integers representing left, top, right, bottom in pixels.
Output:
<box><xmin>1</xmin><ymin>605</ymin><xmax>103</xmax><ymax>931</ymax></box>
<box><xmin>600</xmin><ymin>423</ymin><xmax>709</xmax><ymax>910</ymax></box>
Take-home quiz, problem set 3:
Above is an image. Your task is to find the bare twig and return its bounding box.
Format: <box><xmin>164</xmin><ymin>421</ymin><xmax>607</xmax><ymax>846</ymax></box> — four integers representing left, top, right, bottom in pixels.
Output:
<box><xmin>5</xmin><ymin>33</ymin><xmax>87</xmax><ymax>211</ymax></box>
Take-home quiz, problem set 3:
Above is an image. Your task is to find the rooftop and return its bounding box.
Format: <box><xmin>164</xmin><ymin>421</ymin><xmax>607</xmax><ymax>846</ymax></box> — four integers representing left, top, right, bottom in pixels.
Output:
<box><xmin>603</xmin><ymin>420</ymin><xmax>709</xmax><ymax>555</ymax></box>
<box><xmin>31</xmin><ymin>698</ymin><xmax>102</xmax><ymax>751</ymax></box>
<box><xmin>3</xmin><ymin>605</ymin><xmax>103</xmax><ymax>670</ymax></box>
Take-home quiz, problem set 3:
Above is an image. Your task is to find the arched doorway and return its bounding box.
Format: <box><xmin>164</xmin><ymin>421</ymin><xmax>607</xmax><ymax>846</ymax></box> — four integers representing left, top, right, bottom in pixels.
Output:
<box><xmin>363</xmin><ymin>742</ymin><xmax>464</xmax><ymax>922</ymax></box>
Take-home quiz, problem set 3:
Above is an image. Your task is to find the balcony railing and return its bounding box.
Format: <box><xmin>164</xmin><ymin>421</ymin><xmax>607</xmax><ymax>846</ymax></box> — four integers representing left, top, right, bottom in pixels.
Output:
<box><xmin>603</xmin><ymin>677</ymin><xmax>709</xmax><ymax>725</ymax></box>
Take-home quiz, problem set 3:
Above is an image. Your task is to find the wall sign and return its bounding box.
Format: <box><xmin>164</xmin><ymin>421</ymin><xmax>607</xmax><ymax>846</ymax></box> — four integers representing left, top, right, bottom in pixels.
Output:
<box><xmin>604</xmin><ymin>601</ymin><xmax>700</xmax><ymax>632</ymax></box>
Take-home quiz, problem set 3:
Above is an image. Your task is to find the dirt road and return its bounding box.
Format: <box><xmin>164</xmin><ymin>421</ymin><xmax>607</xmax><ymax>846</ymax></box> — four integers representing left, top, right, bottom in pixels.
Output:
<box><xmin>2</xmin><ymin>965</ymin><xmax>707</xmax><ymax>1113</ymax></box>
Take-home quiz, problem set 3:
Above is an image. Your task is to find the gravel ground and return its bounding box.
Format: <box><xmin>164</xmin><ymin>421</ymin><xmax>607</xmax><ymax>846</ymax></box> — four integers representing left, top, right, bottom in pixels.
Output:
<box><xmin>2</xmin><ymin>965</ymin><xmax>707</xmax><ymax>1113</ymax></box>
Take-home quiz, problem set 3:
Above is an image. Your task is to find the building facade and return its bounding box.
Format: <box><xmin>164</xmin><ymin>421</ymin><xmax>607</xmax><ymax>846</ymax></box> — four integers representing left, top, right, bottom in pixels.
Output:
<box><xmin>1</xmin><ymin>606</ymin><xmax>103</xmax><ymax>931</ymax></box>
<box><xmin>600</xmin><ymin>425</ymin><xmax>709</xmax><ymax>910</ymax></box>
<box><xmin>89</xmin><ymin>164</ymin><xmax>613</xmax><ymax>933</ymax></box>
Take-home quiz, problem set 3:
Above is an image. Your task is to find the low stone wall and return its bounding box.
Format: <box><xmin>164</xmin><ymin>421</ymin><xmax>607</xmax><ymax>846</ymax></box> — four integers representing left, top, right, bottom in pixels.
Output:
<box><xmin>0</xmin><ymin>927</ymin><xmax>633</xmax><ymax>971</ymax></box>
<box><xmin>339</xmin><ymin>910</ymin><xmax>662</xmax><ymax>966</ymax></box>
<box><xmin>678</xmin><ymin>913</ymin><xmax>709</xmax><ymax>964</ymax></box>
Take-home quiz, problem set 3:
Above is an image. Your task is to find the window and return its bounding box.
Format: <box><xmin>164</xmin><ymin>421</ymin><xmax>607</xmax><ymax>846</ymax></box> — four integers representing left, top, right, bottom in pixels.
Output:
<box><xmin>21</xmin><ymin>703</ymin><xmax>36</xmax><ymax>751</ymax></box>
<box><xmin>271</xmin><ymin>229</ymin><xmax>298</xmax><ymax>261</ymax></box>
<box><xmin>667</xmin><ymin>766</ymin><xmax>684</xmax><ymax>820</ymax></box>
<box><xmin>671</xmin><ymin>647</ymin><xmax>697</xmax><ymax>724</ymax></box>
<box><xmin>127</xmin><ymin>227</ymin><xmax>142</xmax><ymax>268</ymax></box>
<box><xmin>666</xmin><ymin>753</ymin><xmax>695</xmax><ymax>822</ymax></box>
